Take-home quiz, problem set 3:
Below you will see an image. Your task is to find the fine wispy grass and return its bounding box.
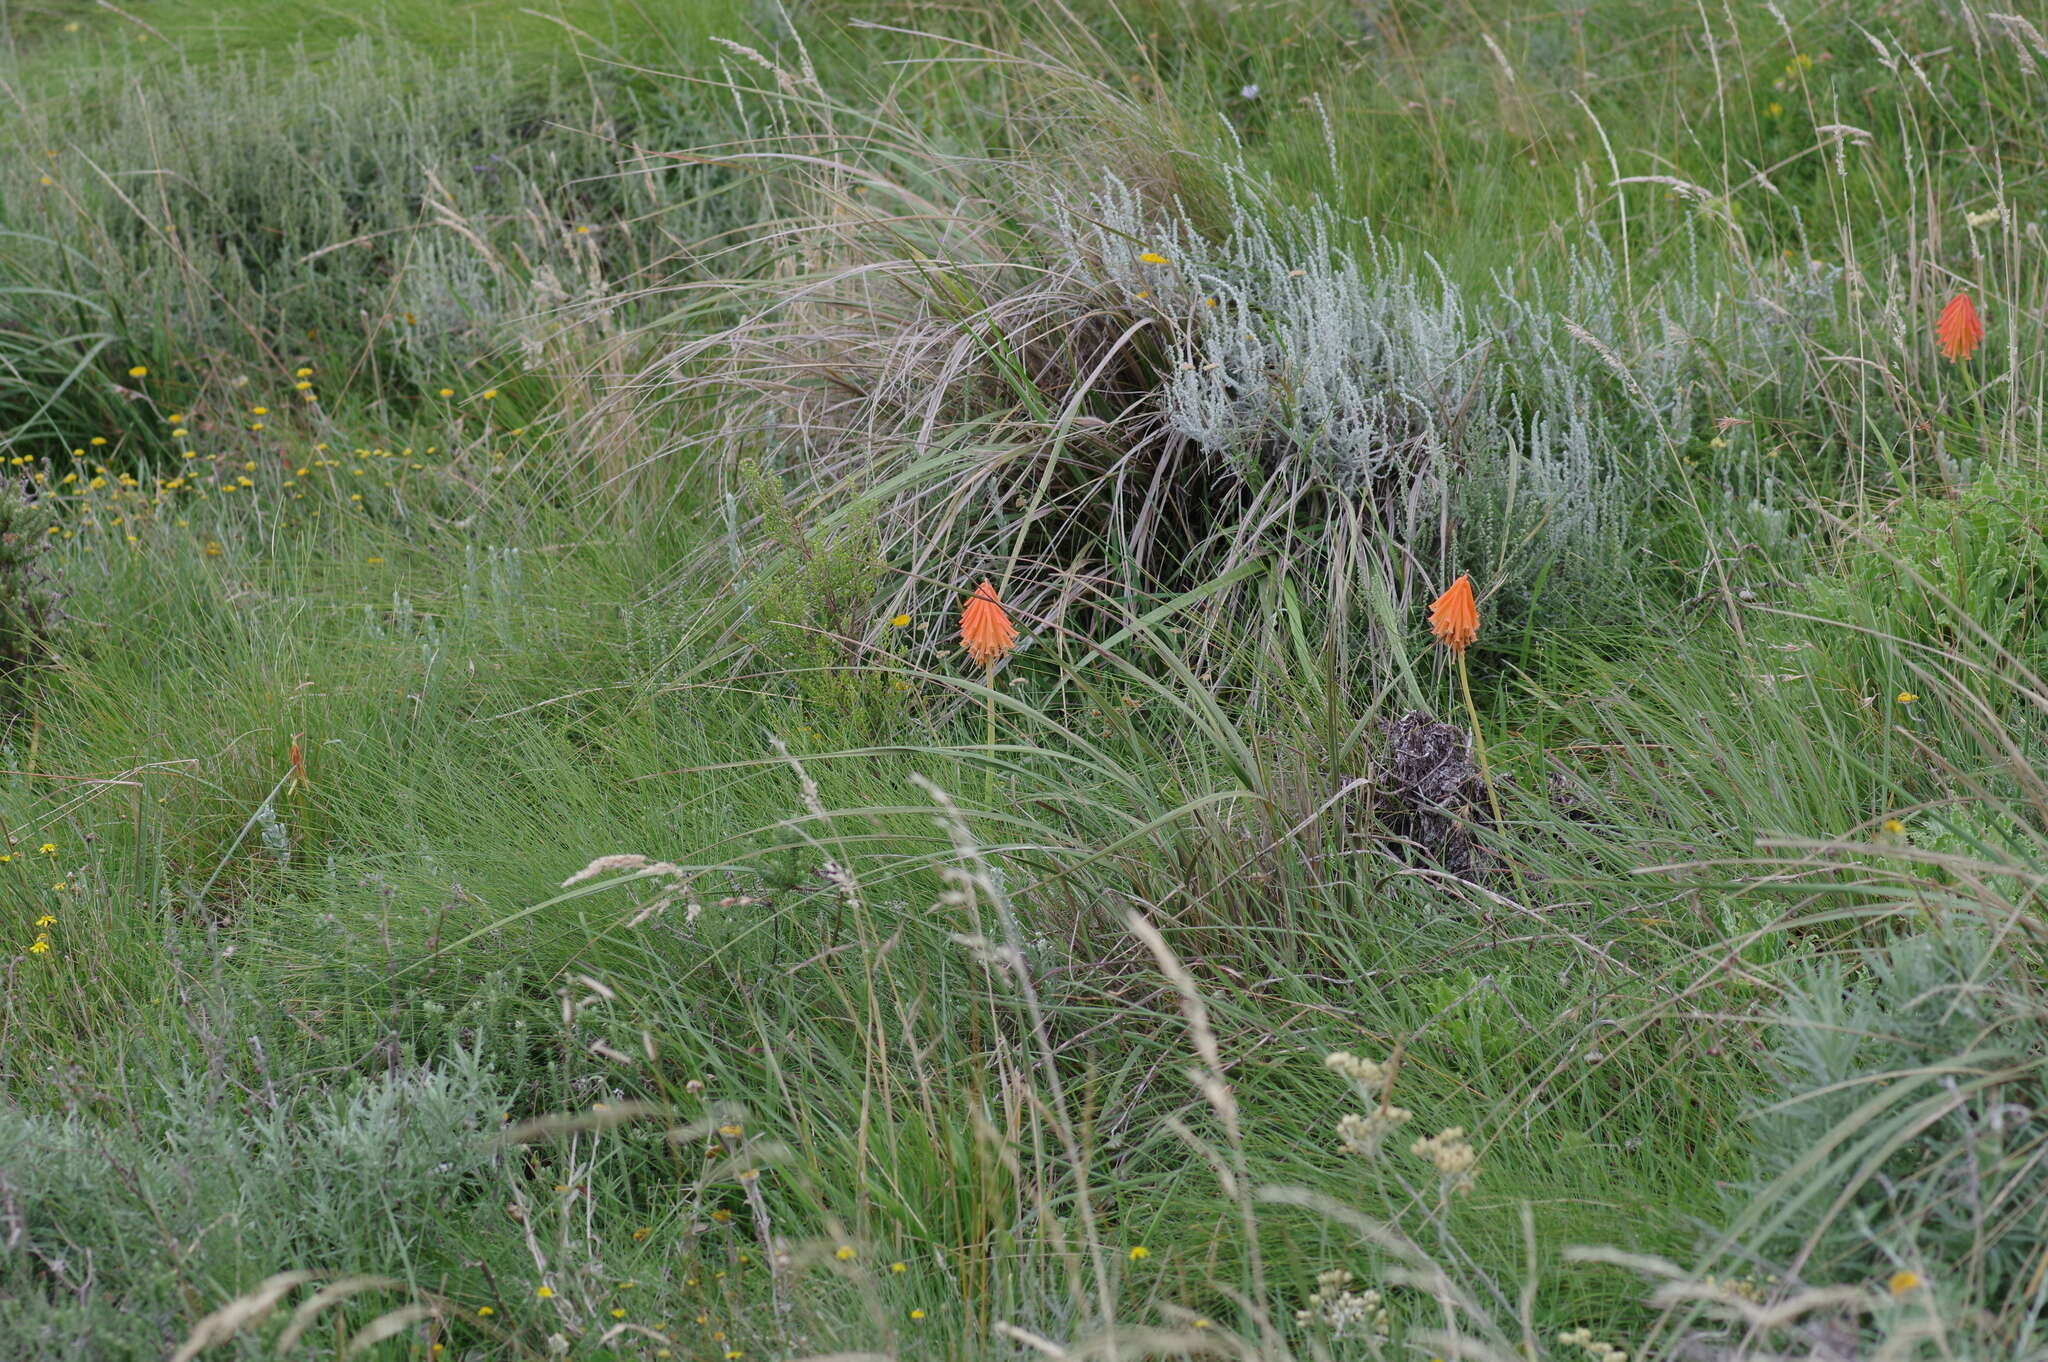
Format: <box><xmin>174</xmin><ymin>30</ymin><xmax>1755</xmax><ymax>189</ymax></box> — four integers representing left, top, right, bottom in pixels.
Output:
<box><xmin>3</xmin><ymin>2</ymin><xmax>2046</xmax><ymax>1360</ymax></box>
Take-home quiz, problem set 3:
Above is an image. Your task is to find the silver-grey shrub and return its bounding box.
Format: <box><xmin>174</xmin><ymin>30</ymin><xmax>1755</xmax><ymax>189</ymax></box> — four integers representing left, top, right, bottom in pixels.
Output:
<box><xmin>0</xmin><ymin>1052</ymin><xmax>506</xmax><ymax>1359</ymax></box>
<box><xmin>1725</xmin><ymin>928</ymin><xmax>2048</xmax><ymax>1347</ymax></box>
<box><xmin>1058</xmin><ymin>167</ymin><xmax>1653</xmax><ymax>631</ymax></box>
<box><xmin>677</xmin><ymin>65</ymin><xmax>1844</xmax><ymax>665</ymax></box>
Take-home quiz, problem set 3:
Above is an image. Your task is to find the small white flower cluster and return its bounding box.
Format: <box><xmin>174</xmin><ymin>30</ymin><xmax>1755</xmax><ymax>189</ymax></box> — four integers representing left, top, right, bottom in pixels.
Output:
<box><xmin>1293</xmin><ymin>1269</ymin><xmax>1388</xmax><ymax>1339</ymax></box>
<box><xmin>1410</xmin><ymin>1126</ymin><xmax>1479</xmax><ymax>1194</ymax></box>
<box><xmin>1326</xmin><ymin>1050</ymin><xmax>1413</xmax><ymax>1158</ymax></box>
<box><xmin>1336</xmin><ymin>1107</ymin><xmax>1413</xmax><ymax>1159</ymax></box>
<box><xmin>1557</xmin><ymin>1327</ymin><xmax>1629</xmax><ymax>1362</ymax></box>
<box><xmin>1323</xmin><ymin>1050</ymin><xmax>1388</xmax><ymax>1088</ymax></box>
<box><xmin>1702</xmin><ymin>1272</ymin><xmax>1768</xmax><ymax>1303</ymax></box>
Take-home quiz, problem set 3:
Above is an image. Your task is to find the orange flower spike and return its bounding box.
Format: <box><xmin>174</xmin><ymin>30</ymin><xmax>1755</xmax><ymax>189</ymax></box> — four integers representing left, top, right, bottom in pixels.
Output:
<box><xmin>960</xmin><ymin>580</ymin><xmax>1018</xmax><ymax>670</ymax></box>
<box><xmin>1937</xmin><ymin>292</ymin><xmax>1984</xmax><ymax>363</ymax></box>
<box><xmin>1428</xmin><ymin>575</ymin><xmax>1479</xmax><ymax>655</ymax></box>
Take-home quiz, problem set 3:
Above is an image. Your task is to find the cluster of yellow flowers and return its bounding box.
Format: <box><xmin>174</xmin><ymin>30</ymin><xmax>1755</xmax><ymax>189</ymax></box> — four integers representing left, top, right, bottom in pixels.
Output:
<box><xmin>30</xmin><ymin>361</ymin><xmax>534</xmax><ymax>546</ymax></box>
<box><xmin>31</xmin><ymin>390</ymin><xmax>491</xmax><ymax>549</ymax></box>
<box><xmin>15</xmin><ymin>844</ymin><xmax>63</xmax><ymax>957</ymax></box>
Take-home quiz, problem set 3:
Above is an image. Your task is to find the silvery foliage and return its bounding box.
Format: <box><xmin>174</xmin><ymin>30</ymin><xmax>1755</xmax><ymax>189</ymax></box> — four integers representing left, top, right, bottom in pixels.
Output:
<box><xmin>1743</xmin><ymin>930</ymin><xmax>2047</xmax><ymax>1305</ymax></box>
<box><xmin>1495</xmin><ymin>219</ymin><xmax>1824</xmax><ymax>445</ymax></box>
<box><xmin>1052</xmin><ymin>171</ymin><xmax>1629</xmax><ymax>600</ymax></box>
<box><xmin>0</xmin><ymin>1052</ymin><xmax>505</xmax><ymax>1355</ymax></box>
<box><xmin>1497</xmin><ymin>233</ymin><xmax>1698</xmax><ymax>436</ymax></box>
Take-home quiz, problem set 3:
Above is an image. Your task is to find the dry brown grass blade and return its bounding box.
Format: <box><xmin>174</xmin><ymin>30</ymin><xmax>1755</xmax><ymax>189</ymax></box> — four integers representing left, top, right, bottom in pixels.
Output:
<box><xmin>342</xmin><ymin>1303</ymin><xmax>439</xmax><ymax>1357</ymax></box>
<box><xmin>170</xmin><ymin>1271</ymin><xmax>320</xmax><ymax>1362</ymax></box>
<box><xmin>274</xmin><ymin>1275</ymin><xmax>408</xmax><ymax>1353</ymax></box>
<box><xmin>493</xmin><ymin>1099</ymin><xmax>673</xmax><ymax>1145</ymax></box>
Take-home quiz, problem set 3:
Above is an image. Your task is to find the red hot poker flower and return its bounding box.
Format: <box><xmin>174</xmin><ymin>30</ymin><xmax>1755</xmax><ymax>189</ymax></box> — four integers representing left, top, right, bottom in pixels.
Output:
<box><xmin>1429</xmin><ymin>575</ymin><xmax>1479</xmax><ymax>655</ymax></box>
<box><xmin>960</xmin><ymin>580</ymin><xmax>1018</xmax><ymax>670</ymax></box>
<box><xmin>1937</xmin><ymin>292</ymin><xmax>1984</xmax><ymax>363</ymax></box>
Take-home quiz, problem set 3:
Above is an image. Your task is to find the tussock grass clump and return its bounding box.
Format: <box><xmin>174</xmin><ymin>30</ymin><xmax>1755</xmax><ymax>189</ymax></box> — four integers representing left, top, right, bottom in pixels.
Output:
<box><xmin>674</xmin><ymin>64</ymin><xmax>1662</xmax><ymax>661</ymax></box>
<box><xmin>4</xmin><ymin>41</ymin><xmax>581</xmax><ymax>428</ymax></box>
<box><xmin>0</xmin><ymin>25</ymin><xmax>749</xmax><ymax>498</ymax></box>
<box><xmin>671</xmin><ymin>32</ymin><xmax>2006</xmax><ymax>681</ymax></box>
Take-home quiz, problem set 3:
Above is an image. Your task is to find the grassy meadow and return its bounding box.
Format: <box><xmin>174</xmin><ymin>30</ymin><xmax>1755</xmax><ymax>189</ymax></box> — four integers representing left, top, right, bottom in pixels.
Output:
<box><xmin>3</xmin><ymin>0</ymin><xmax>2047</xmax><ymax>1358</ymax></box>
